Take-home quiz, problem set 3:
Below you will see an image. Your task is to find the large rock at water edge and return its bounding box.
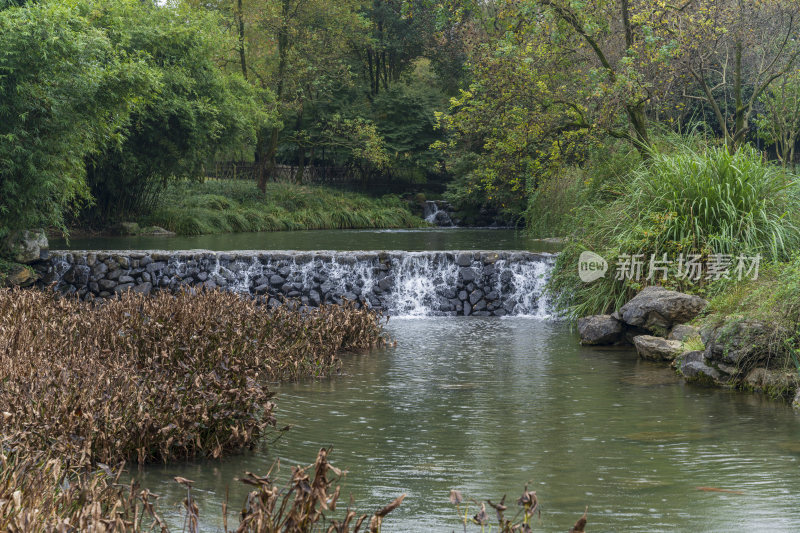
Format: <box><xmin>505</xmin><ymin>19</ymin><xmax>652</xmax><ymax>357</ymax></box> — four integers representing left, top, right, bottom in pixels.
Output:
<box><xmin>620</xmin><ymin>286</ymin><xmax>707</xmax><ymax>330</ymax></box>
<box><xmin>578</xmin><ymin>314</ymin><xmax>623</xmax><ymax>345</ymax></box>
<box><xmin>743</xmin><ymin>368</ymin><xmax>799</xmax><ymax>398</ymax></box>
<box><xmin>680</xmin><ymin>351</ymin><xmax>724</xmax><ymax>383</ymax></box>
<box><xmin>3</xmin><ymin>229</ymin><xmax>48</xmax><ymax>264</ymax></box>
<box><xmin>633</xmin><ymin>335</ymin><xmax>684</xmax><ymax>361</ymax></box>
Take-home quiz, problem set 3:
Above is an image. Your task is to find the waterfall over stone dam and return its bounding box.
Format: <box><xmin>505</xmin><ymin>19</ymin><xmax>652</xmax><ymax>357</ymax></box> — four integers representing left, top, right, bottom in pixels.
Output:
<box><xmin>37</xmin><ymin>250</ymin><xmax>556</xmax><ymax>317</ymax></box>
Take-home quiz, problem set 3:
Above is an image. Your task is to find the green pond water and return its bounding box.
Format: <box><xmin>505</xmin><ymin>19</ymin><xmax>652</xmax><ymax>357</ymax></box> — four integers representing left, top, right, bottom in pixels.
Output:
<box><xmin>51</xmin><ymin>228</ymin><xmax>559</xmax><ymax>252</ymax></box>
<box><xmin>136</xmin><ymin>318</ymin><xmax>800</xmax><ymax>532</ymax></box>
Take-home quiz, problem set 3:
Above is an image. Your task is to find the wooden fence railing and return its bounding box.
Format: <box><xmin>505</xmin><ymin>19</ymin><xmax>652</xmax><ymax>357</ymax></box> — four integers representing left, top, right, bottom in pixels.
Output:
<box><xmin>207</xmin><ymin>162</ymin><xmax>362</xmax><ymax>183</ymax></box>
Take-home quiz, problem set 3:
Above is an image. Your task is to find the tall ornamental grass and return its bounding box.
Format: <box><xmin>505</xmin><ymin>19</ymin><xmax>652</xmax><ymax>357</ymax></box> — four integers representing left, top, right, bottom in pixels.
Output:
<box><xmin>548</xmin><ymin>143</ymin><xmax>800</xmax><ymax>318</ymax></box>
<box><xmin>606</xmin><ymin>144</ymin><xmax>800</xmax><ymax>259</ymax></box>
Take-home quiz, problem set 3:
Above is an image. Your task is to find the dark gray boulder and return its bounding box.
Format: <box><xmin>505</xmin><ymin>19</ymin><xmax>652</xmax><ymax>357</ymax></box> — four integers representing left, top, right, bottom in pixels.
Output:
<box><xmin>113</xmin><ymin>283</ymin><xmax>135</xmax><ymax>294</ymax></box>
<box><xmin>459</xmin><ymin>267</ymin><xmax>477</xmax><ymax>283</ymax></box>
<box><xmin>455</xmin><ymin>253</ymin><xmax>472</xmax><ymax>267</ymax></box>
<box><xmin>131</xmin><ymin>282</ymin><xmax>153</xmax><ymax>295</ymax></box>
<box><xmin>743</xmin><ymin>368</ymin><xmax>798</xmax><ymax>398</ymax></box>
<box><xmin>98</xmin><ymin>279</ymin><xmax>117</xmax><ymax>290</ymax></box>
<box><xmin>577</xmin><ymin>315</ymin><xmax>623</xmax><ymax>345</ymax></box>
<box><xmin>681</xmin><ymin>351</ymin><xmax>723</xmax><ymax>383</ymax></box>
<box><xmin>703</xmin><ymin>319</ymin><xmax>777</xmax><ymax>369</ymax></box>
<box><xmin>620</xmin><ymin>286</ymin><xmax>707</xmax><ymax>329</ymax></box>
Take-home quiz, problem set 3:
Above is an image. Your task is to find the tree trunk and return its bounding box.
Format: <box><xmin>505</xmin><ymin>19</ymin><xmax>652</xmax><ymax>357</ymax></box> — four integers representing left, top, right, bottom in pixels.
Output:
<box><xmin>294</xmin><ymin>104</ymin><xmax>305</xmax><ymax>183</ymax></box>
<box><xmin>236</xmin><ymin>0</ymin><xmax>247</xmax><ymax>79</ymax></box>
<box><xmin>731</xmin><ymin>40</ymin><xmax>745</xmax><ymax>153</ymax></box>
<box><xmin>257</xmin><ymin>0</ymin><xmax>291</xmax><ymax>192</ymax></box>
<box><xmin>626</xmin><ymin>105</ymin><xmax>651</xmax><ymax>157</ymax></box>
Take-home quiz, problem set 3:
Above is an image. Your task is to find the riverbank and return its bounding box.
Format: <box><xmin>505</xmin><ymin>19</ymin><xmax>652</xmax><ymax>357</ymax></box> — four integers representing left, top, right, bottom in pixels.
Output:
<box><xmin>136</xmin><ymin>180</ymin><xmax>427</xmax><ymax>236</ymax></box>
<box><xmin>577</xmin><ymin>276</ymin><xmax>800</xmax><ymax>406</ymax></box>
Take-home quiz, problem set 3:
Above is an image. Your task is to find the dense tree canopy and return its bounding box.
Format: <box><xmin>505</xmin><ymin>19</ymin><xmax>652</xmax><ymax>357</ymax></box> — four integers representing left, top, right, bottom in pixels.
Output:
<box><xmin>2</xmin><ymin>0</ymin><xmax>800</xmax><ymax>240</ymax></box>
<box><xmin>435</xmin><ymin>0</ymin><xmax>800</xmax><ymax>220</ymax></box>
<box><xmin>84</xmin><ymin>0</ymin><xmax>270</xmax><ymax>221</ymax></box>
<box><xmin>0</xmin><ymin>1</ymin><xmax>153</xmax><ymax>237</ymax></box>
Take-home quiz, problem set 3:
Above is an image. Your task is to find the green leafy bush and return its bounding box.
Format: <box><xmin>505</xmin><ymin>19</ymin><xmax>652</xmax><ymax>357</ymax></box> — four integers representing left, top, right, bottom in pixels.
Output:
<box><xmin>0</xmin><ymin>1</ymin><xmax>153</xmax><ymax>239</ymax></box>
<box><xmin>84</xmin><ymin>0</ymin><xmax>271</xmax><ymax>222</ymax></box>
<box><xmin>613</xmin><ymin>144</ymin><xmax>799</xmax><ymax>259</ymax></box>
<box><xmin>549</xmin><ymin>142</ymin><xmax>800</xmax><ymax>318</ymax></box>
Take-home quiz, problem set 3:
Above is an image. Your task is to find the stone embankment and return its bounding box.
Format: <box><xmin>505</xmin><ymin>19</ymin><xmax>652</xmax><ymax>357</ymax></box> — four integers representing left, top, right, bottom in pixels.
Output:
<box><xmin>33</xmin><ymin>250</ymin><xmax>555</xmax><ymax>317</ymax></box>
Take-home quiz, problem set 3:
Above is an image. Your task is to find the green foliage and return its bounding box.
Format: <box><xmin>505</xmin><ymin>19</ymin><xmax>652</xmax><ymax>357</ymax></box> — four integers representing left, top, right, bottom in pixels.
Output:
<box><xmin>682</xmin><ymin>335</ymin><xmax>705</xmax><ymax>353</ymax></box>
<box><xmin>548</xmin><ymin>139</ymin><xmax>800</xmax><ymax>318</ymax></box>
<box><xmin>526</xmin><ymin>138</ymin><xmax>642</xmax><ymax>238</ymax></box>
<box><xmin>696</xmin><ymin>257</ymin><xmax>800</xmax><ymax>375</ymax></box>
<box><xmin>315</xmin><ymin>114</ymin><xmax>390</xmax><ymax>169</ymax></box>
<box><xmin>616</xmin><ymin>144</ymin><xmax>800</xmax><ymax>259</ymax></box>
<box><xmin>0</xmin><ymin>0</ymin><xmax>153</xmax><ymax>239</ymax></box>
<box><xmin>371</xmin><ymin>61</ymin><xmax>447</xmax><ymax>172</ymax></box>
<box><xmin>703</xmin><ymin>258</ymin><xmax>800</xmax><ymax>327</ymax></box>
<box><xmin>526</xmin><ymin>169</ymin><xmax>587</xmax><ymax>239</ymax></box>
<box><xmin>756</xmin><ymin>72</ymin><xmax>800</xmax><ymax>167</ymax></box>
<box><xmin>143</xmin><ymin>180</ymin><xmax>425</xmax><ymax>236</ymax></box>
<box><xmin>84</xmin><ymin>0</ymin><xmax>271</xmax><ymax>222</ymax></box>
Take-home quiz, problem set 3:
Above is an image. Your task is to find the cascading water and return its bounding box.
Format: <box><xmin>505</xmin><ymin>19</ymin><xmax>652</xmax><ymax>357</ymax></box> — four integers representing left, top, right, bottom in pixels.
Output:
<box><xmin>387</xmin><ymin>254</ymin><xmax>460</xmax><ymax>317</ymax></box>
<box><xmin>422</xmin><ymin>201</ymin><xmax>455</xmax><ymax>226</ymax></box>
<box><xmin>43</xmin><ymin>250</ymin><xmax>556</xmax><ymax>318</ymax></box>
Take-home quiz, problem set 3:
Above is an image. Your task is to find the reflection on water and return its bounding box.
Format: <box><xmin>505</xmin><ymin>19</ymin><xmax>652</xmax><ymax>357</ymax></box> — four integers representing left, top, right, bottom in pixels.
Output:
<box><xmin>137</xmin><ymin>319</ymin><xmax>800</xmax><ymax>531</ymax></box>
<box><xmin>51</xmin><ymin>228</ymin><xmax>559</xmax><ymax>252</ymax></box>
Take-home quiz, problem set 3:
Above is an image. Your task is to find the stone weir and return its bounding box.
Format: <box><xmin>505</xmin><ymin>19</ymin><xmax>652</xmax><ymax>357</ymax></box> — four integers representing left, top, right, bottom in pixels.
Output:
<box><xmin>35</xmin><ymin>250</ymin><xmax>556</xmax><ymax>317</ymax></box>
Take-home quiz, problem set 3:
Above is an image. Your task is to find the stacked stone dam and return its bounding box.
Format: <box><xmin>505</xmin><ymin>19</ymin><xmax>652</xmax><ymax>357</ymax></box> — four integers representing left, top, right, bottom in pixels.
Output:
<box><xmin>36</xmin><ymin>250</ymin><xmax>556</xmax><ymax>317</ymax></box>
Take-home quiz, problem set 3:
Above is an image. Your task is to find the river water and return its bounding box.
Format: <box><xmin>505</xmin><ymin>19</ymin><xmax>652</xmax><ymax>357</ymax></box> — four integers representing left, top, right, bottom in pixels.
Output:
<box><xmin>137</xmin><ymin>318</ymin><xmax>800</xmax><ymax>532</ymax></box>
<box><xmin>51</xmin><ymin>228</ymin><xmax>558</xmax><ymax>252</ymax></box>
<box><xmin>69</xmin><ymin>227</ymin><xmax>797</xmax><ymax>530</ymax></box>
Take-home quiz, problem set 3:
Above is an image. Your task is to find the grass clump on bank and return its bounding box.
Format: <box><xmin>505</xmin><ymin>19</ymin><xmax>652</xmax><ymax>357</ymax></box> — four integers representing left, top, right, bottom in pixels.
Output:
<box><xmin>142</xmin><ymin>180</ymin><xmax>426</xmax><ymax>236</ymax></box>
<box><xmin>546</xmin><ymin>141</ymin><xmax>800</xmax><ymax>318</ymax></box>
<box><xmin>692</xmin><ymin>256</ymin><xmax>800</xmax><ymax>376</ymax></box>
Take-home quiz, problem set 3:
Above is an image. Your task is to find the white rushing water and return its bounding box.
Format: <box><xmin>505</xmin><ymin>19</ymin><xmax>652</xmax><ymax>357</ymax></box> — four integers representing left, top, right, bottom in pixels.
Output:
<box><xmin>422</xmin><ymin>201</ymin><xmax>454</xmax><ymax>226</ymax></box>
<box><xmin>211</xmin><ymin>252</ymin><xmax>555</xmax><ymax>318</ymax></box>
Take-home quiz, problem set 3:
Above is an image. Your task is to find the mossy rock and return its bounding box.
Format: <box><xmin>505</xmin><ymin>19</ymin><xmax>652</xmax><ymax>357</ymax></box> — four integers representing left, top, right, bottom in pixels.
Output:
<box><xmin>2</xmin><ymin>229</ymin><xmax>48</xmax><ymax>263</ymax></box>
<box><xmin>742</xmin><ymin>367</ymin><xmax>799</xmax><ymax>399</ymax></box>
<box><xmin>3</xmin><ymin>264</ymin><xmax>39</xmax><ymax>287</ymax></box>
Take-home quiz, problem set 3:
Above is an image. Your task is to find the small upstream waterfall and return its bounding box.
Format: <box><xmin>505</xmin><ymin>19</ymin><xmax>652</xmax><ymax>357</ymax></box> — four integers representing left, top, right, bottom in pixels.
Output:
<box><xmin>422</xmin><ymin>201</ymin><xmax>455</xmax><ymax>226</ymax></box>
<box><xmin>41</xmin><ymin>250</ymin><xmax>556</xmax><ymax>317</ymax></box>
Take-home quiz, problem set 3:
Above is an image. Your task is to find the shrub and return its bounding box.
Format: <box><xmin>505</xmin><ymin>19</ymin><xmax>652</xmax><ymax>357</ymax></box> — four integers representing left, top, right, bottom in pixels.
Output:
<box><xmin>0</xmin><ymin>1</ymin><xmax>153</xmax><ymax>239</ymax></box>
<box><xmin>548</xmin><ymin>142</ymin><xmax>800</xmax><ymax>318</ymax></box>
<box><xmin>612</xmin><ymin>144</ymin><xmax>800</xmax><ymax>260</ymax></box>
<box><xmin>84</xmin><ymin>0</ymin><xmax>270</xmax><ymax>222</ymax></box>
